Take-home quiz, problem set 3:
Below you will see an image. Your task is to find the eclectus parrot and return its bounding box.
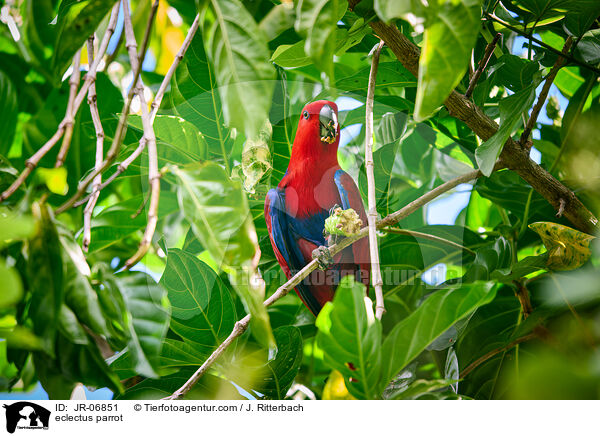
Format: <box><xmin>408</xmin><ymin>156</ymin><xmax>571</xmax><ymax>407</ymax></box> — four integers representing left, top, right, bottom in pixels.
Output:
<box><xmin>264</xmin><ymin>100</ymin><xmax>370</xmax><ymax>316</ymax></box>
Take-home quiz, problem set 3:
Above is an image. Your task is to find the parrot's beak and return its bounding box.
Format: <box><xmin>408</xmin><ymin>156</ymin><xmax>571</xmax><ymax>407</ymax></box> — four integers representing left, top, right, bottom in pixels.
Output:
<box><xmin>319</xmin><ymin>104</ymin><xmax>338</xmax><ymax>144</ymax></box>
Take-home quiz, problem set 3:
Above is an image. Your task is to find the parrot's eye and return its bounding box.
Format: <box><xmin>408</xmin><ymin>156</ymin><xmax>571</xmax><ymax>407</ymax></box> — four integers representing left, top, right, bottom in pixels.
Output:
<box><xmin>302</xmin><ymin>110</ymin><xmax>309</xmax><ymax>119</ymax></box>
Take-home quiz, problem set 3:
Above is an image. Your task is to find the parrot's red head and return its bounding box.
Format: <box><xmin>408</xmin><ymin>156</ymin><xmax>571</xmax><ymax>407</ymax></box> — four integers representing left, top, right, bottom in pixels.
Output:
<box><xmin>288</xmin><ymin>100</ymin><xmax>340</xmax><ymax>169</ymax></box>
<box><xmin>296</xmin><ymin>100</ymin><xmax>340</xmax><ymax>147</ymax></box>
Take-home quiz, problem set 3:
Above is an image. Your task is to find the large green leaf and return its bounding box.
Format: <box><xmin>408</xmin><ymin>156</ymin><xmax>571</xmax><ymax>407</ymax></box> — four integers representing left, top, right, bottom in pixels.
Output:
<box><xmin>0</xmin><ymin>261</ymin><xmax>23</xmax><ymax>309</ymax></box>
<box><xmin>455</xmin><ymin>288</ymin><xmax>522</xmax><ymax>399</ymax></box>
<box><xmin>0</xmin><ymin>71</ymin><xmax>17</xmax><ymax>157</ymax></box>
<box><xmin>51</xmin><ymin>0</ymin><xmax>117</xmax><ymax>78</ymax></box>
<box><xmin>316</xmin><ymin>276</ymin><xmax>383</xmax><ymax>399</ymax></box>
<box><xmin>475</xmin><ymin>86</ymin><xmax>536</xmax><ymax>176</ymax></box>
<box><xmin>87</xmin><ymin>191</ymin><xmax>180</xmax><ymax>253</ymax></box>
<box><xmin>27</xmin><ymin>204</ymin><xmax>64</xmax><ymax>352</ymax></box>
<box><xmin>510</xmin><ymin>0</ymin><xmax>570</xmax><ymax>26</ymax></box>
<box><xmin>414</xmin><ymin>0</ymin><xmax>483</xmax><ymax>120</ymax></box>
<box><xmin>164</xmin><ymin>32</ymin><xmax>235</xmax><ymax>172</ymax></box>
<box><xmin>114</xmin><ymin>273</ymin><xmax>171</xmax><ymax>378</ymax></box>
<box><xmin>381</xmin><ymin>281</ymin><xmax>497</xmax><ymax>383</ymax></box>
<box><xmin>127</xmin><ymin>115</ymin><xmax>208</xmax><ymax>167</ymax></box>
<box><xmin>203</xmin><ymin>0</ymin><xmax>276</xmax><ymax>139</ymax></box>
<box><xmin>295</xmin><ymin>0</ymin><xmax>344</xmax><ymax>84</ymax></box>
<box><xmin>564</xmin><ymin>1</ymin><xmax>600</xmax><ymax>37</ymax></box>
<box><xmin>159</xmin><ymin>249</ymin><xmax>236</xmax><ymax>353</ymax></box>
<box><xmin>172</xmin><ymin>162</ymin><xmax>274</xmax><ymax>349</ymax></box>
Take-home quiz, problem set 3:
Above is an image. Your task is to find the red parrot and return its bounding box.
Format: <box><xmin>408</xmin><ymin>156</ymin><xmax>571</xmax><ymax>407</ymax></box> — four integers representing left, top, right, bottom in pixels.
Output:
<box><xmin>265</xmin><ymin>100</ymin><xmax>370</xmax><ymax>316</ymax></box>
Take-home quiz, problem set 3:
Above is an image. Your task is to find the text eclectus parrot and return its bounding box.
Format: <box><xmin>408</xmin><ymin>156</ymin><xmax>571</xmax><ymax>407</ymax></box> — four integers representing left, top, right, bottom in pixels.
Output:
<box><xmin>265</xmin><ymin>100</ymin><xmax>370</xmax><ymax>316</ymax></box>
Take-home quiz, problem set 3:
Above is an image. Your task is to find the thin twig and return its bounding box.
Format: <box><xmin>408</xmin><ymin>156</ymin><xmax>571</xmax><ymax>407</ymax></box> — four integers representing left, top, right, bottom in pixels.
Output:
<box><xmin>519</xmin><ymin>36</ymin><xmax>573</xmax><ymax>147</ymax></box>
<box><xmin>55</xmin><ymin>50</ymin><xmax>82</xmax><ymax>168</ymax></box>
<box><xmin>513</xmin><ymin>280</ymin><xmax>533</xmax><ymax>319</ymax></box>
<box><xmin>121</xmin><ymin>0</ymin><xmax>160</xmax><ymax>268</ymax></box>
<box><xmin>72</xmin><ymin>10</ymin><xmax>201</xmax><ymax>208</ymax></box>
<box><xmin>484</xmin><ymin>13</ymin><xmax>600</xmax><ymax>76</ymax></box>
<box><xmin>0</xmin><ymin>3</ymin><xmax>119</xmax><ymax>202</ymax></box>
<box><xmin>150</xmin><ymin>14</ymin><xmax>200</xmax><ymax>121</ymax></box>
<box><xmin>460</xmin><ymin>333</ymin><xmax>537</xmax><ymax>378</ymax></box>
<box><xmin>365</xmin><ymin>40</ymin><xmax>386</xmax><ymax>320</ymax></box>
<box><xmin>465</xmin><ymin>33</ymin><xmax>501</xmax><ymax>99</ymax></box>
<box><xmin>381</xmin><ymin>228</ymin><xmax>477</xmax><ymax>256</ymax></box>
<box><xmin>54</xmin><ymin>1</ymin><xmax>157</xmax><ymax>215</ymax></box>
<box><xmin>83</xmin><ymin>36</ymin><xmax>105</xmax><ymax>252</ymax></box>
<box><xmin>163</xmin><ymin>168</ymin><xmax>483</xmax><ymax>399</ymax></box>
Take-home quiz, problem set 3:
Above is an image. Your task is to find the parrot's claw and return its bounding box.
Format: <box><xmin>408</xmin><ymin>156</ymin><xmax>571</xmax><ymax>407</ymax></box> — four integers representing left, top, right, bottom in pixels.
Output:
<box><xmin>312</xmin><ymin>245</ymin><xmax>333</xmax><ymax>270</ymax></box>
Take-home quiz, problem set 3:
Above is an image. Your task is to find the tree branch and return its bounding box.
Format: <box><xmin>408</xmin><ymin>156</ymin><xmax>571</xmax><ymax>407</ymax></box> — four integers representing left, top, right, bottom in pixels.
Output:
<box><xmin>83</xmin><ymin>36</ymin><xmax>105</xmax><ymax>252</ymax></box>
<box><xmin>55</xmin><ymin>50</ymin><xmax>82</xmax><ymax>168</ymax></box>
<box><xmin>465</xmin><ymin>32</ymin><xmax>501</xmax><ymax>99</ymax></box>
<box><xmin>163</xmin><ymin>169</ymin><xmax>483</xmax><ymax>399</ymax></box>
<box><xmin>365</xmin><ymin>18</ymin><xmax>598</xmax><ymax>234</ymax></box>
<box><xmin>54</xmin><ymin>1</ymin><xmax>157</xmax><ymax>215</ymax></box>
<box><xmin>0</xmin><ymin>3</ymin><xmax>120</xmax><ymax>202</ymax></box>
<box><xmin>150</xmin><ymin>14</ymin><xmax>200</xmax><ymax>122</ymax></box>
<box><xmin>73</xmin><ymin>12</ymin><xmax>201</xmax><ymax>208</ymax></box>
<box><xmin>121</xmin><ymin>0</ymin><xmax>160</xmax><ymax>268</ymax></box>
<box><xmin>365</xmin><ymin>40</ymin><xmax>386</xmax><ymax>320</ymax></box>
<box><xmin>519</xmin><ymin>36</ymin><xmax>573</xmax><ymax>147</ymax></box>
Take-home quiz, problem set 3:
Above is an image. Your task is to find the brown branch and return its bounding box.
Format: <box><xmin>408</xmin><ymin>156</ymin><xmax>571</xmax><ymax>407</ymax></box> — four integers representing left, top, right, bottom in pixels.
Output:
<box><xmin>163</xmin><ymin>168</ymin><xmax>483</xmax><ymax>399</ymax></box>
<box><xmin>513</xmin><ymin>280</ymin><xmax>533</xmax><ymax>319</ymax></box>
<box><xmin>460</xmin><ymin>333</ymin><xmax>537</xmax><ymax>378</ymax></box>
<box><xmin>121</xmin><ymin>0</ymin><xmax>160</xmax><ymax>268</ymax></box>
<box><xmin>0</xmin><ymin>3</ymin><xmax>119</xmax><ymax>202</ymax></box>
<box><xmin>55</xmin><ymin>50</ymin><xmax>82</xmax><ymax>168</ymax></box>
<box><xmin>519</xmin><ymin>36</ymin><xmax>573</xmax><ymax>147</ymax></box>
<box><xmin>364</xmin><ymin>18</ymin><xmax>598</xmax><ymax>234</ymax></box>
<box><xmin>73</xmin><ymin>11</ymin><xmax>201</xmax><ymax>208</ymax></box>
<box><xmin>150</xmin><ymin>14</ymin><xmax>200</xmax><ymax>121</ymax></box>
<box><xmin>365</xmin><ymin>40</ymin><xmax>386</xmax><ymax>320</ymax></box>
<box><xmin>54</xmin><ymin>1</ymin><xmax>158</xmax><ymax>215</ymax></box>
<box><xmin>83</xmin><ymin>36</ymin><xmax>105</xmax><ymax>252</ymax></box>
<box><xmin>465</xmin><ymin>33</ymin><xmax>501</xmax><ymax>99</ymax></box>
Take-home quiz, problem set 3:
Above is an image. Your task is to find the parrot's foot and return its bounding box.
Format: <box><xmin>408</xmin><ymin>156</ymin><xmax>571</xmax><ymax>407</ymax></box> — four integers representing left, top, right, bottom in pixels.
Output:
<box><xmin>312</xmin><ymin>245</ymin><xmax>333</xmax><ymax>270</ymax></box>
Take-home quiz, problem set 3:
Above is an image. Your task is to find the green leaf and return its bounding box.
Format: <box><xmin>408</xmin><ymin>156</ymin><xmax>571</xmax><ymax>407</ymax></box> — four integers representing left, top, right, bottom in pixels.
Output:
<box><xmin>0</xmin><ymin>71</ymin><xmax>17</xmax><ymax>156</ymax></box>
<box><xmin>564</xmin><ymin>1</ymin><xmax>600</xmax><ymax>36</ymax></box>
<box><xmin>238</xmin><ymin>119</ymin><xmax>272</xmax><ymax>193</ymax></box>
<box><xmin>387</xmin><ymin>378</ymin><xmax>459</xmax><ymax>400</ymax></box>
<box><xmin>0</xmin><ymin>208</ymin><xmax>35</xmax><ymax>247</ymax></box>
<box><xmin>172</xmin><ymin>163</ymin><xmax>257</xmax><ymax>268</ymax></box>
<box><xmin>114</xmin><ymin>272</ymin><xmax>171</xmax><ymax>378</ymax></box>
<box><xmin>236</xmin><ymin>326</ymin><xmax>304</xmax><ymax>399</ymax></box>
<box><xmin>127</xmin><ymin>114</ymin><xmax>208</xmax><ymax>166</ymax></box>
<box><xmin>337</xmin><ymin>62</ymin><xmax>416</xmax><ymax>93</ymax></box>
<box><xmin>258</xmin><ymin>3</ymin><xmax>296</xmax><ymax>42</ymax></box>
<box><xmin>316</xmin><ymin>276</ymin><xmax>383</xmax><ymax>399</ymax></box>
<box><xmin>159</xmin><ymin>249</ymin><xmax>236</xmax><ymax>353</ymax></box>
<box><xmin>87</xmin><ymin>191</ymin><xmax>180</xmax><ymax>253</ymax></box>
<box><xmin>374</xmin><ymin>0</ymin><xmax>424</xmax><ymax>23</ymax></box>
<box><xmin>475</xmin><ymin>86</ymin><xmax>536</xmax><ymax>176</ymax></box>
<box><xmin>203</xmin><ymin>0</ymin><xmax>276</xmax><ymax>139</ymax></box>
<box><xmin>511</xmin><ymin>0</ymin><xmax>570</xmax><ymax>26</ymax></box>
<box><xmin>163</xmin><ymin>32</ymin><xmax>235</xmax><ymax>172</ymax></box>
<box><xmin>455</xmin><ymin>288</ymin><xmax>521</xmax><ymax>399</ymax></box>
<box><xmin>414</xmin><ymin>0</ymin><xmax>483</xmax><ymax>120</ymax></box>
<box><xmin>51</xmin><ymin>0</ymin><xmax>117</xmax><ymax>78</ymax></box>
<box><xmin>491</xmin><ymin>54</ymin><xmax>541</xmax><ymax>92</ymax></box>
<box><xmin>271</xmin><ymin>42</ymin><xmax>313</xmax><ymax>68</ymax></box>
<box><xmin>382</xmin><ymin>281</ymin><xmax>496</xmax><ymax>384</ymax></box>
<box><xmin>0</xmin><ymin>260</ymin><xmax>23</xmax><ymax>309</ymax></box>
<box><xmin>34</xmin><ymin>331</ymin><xmax>123</xmax><ymax>399</ymax></box>
<box><xmin>28</xmin><ymin>204</ymin><xmax>64</xmax><ymax>352</ymax></box>
<box><xmin>295</xmin><ymin>0</ymin><xmax>344</xmax><ymax>84</ymax></box>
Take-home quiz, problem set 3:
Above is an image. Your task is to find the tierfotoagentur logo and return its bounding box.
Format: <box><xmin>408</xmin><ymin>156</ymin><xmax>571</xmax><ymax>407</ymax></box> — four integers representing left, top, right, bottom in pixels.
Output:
<box><xmin>3</xmin><ymin>402</ymin><xmax>51</xmax><ymax>433</ymax></box>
